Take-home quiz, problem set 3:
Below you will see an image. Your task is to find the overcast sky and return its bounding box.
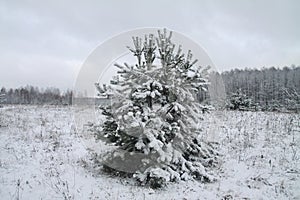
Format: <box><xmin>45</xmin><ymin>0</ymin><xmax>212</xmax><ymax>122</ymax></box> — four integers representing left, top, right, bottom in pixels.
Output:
<box><xmin>1</xmin><ymin>0</ymin><xmax>299</xmax><ymax>90</ymax></box>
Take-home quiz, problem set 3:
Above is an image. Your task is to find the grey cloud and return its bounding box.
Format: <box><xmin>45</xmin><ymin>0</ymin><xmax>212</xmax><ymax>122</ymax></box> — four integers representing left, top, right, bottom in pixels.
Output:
<box><xmin>0</xmin><ymin>0</ymin><xmax>299</xmax><ymax>89</ymax></box>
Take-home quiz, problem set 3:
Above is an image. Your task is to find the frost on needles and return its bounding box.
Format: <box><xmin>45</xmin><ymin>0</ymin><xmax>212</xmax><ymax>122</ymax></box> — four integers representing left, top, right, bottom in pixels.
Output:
<box><xmin>94</xmin><ymin>28</ymin><xmax>219</xmax><ymax>188</ymax></box>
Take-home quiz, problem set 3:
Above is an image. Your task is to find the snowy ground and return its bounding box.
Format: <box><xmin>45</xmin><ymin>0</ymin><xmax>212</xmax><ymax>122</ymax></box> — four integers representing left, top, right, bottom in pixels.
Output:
<box><xmin>0</xmin><ymin>105</ymin><xmax>299</xmax><ymax>199</ymax></box>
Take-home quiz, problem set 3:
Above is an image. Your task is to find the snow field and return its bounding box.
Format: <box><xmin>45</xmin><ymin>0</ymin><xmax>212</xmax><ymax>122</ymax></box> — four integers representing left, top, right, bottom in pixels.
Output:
<box><xmin>0</xmin><ymin>105</ymin><xmax>299</xmax><ymax>199</ymax></box>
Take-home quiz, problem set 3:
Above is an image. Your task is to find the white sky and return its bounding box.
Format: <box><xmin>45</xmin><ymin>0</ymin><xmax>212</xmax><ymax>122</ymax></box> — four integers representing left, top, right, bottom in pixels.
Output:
<box><xmin>0</xmin><ymin>0</ymin><xmax>299</xmax><ymax>90</ymax></box>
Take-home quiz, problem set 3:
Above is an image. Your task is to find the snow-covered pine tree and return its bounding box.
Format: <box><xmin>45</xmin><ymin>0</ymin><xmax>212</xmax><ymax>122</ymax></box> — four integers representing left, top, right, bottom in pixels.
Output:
<box><xmin>0</xmin><ymin>93</ymin><xmax>5</xmax><ymax>106</ymax></box>
<box><xmin>95</xmin><ymin>29</ymin><xmax>219</xmax><ymax>188</ymax></box>
<box><xmin>227</xmin><ymin>89</ymin><xmax>252</xmax><ymax>111</ymax></box>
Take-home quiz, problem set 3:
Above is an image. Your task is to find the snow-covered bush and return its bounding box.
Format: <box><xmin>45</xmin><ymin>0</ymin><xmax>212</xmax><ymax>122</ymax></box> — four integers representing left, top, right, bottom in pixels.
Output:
<box><xmin>95</xmin><ymin>29</ymin><xmax>219</xmax><ymax>188</ymax></box>
<box><xmin>226</xmin><ymin>89</ymin><xmax>253</xmax><ymax>111</ymax></box>
<box><xmin>0</xmin><ymin>93</ymin><xmax>5</xmax><ymax>106</ymax></box>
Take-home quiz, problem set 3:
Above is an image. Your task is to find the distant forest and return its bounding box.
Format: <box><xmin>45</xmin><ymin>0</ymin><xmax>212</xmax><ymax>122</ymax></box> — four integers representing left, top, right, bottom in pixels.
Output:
<box><xmin>0</xmin><ymin>66</ymin><xmax>299</xmax><ymax>112</ymax></box>
<box><xmin>222</xmin><ymin>65</ymin><xmax>300</xmax><ymax>112</ymax></box>
<box><xmin>0</xmin><ymin>86</ymin><xmax>72</xmax><ymax>105</ymax></box>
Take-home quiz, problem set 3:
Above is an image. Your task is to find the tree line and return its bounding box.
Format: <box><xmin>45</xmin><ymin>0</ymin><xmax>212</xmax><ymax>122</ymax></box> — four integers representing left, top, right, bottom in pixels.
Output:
<box><xmin>0</xmin><ymin>86</ymin><xmax>72</xmax><ymax>105</ymax></box>
<box><xmin>0</xmin><ymin>65</ymin><xmax>299</xmax><ymax>111</ymax></box>
<box><xmin>222</xmin><ymin>65</ymin><xmax>300</xmax><ymax>112</ymax></box>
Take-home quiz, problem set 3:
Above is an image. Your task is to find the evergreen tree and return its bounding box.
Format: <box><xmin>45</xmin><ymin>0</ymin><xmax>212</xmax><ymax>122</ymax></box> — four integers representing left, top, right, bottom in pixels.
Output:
<box><xmin>0</xmin><ymin>93</ymin><xmax>5</xmax><ymax>105</ymax></box>
<box><xmin>227</xmin><ymin>89</ymin><xmax>253</xmax><ymax>111</ymax></box>
<box><xmin>0</xmin><ymin>88</ymin><xmax>6</xmax><ymax>106</ymax></box>
<box><xmin>95</xmin><ymin>29</ymin><xmax>219</xmax><ymax>188</ymax></box>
